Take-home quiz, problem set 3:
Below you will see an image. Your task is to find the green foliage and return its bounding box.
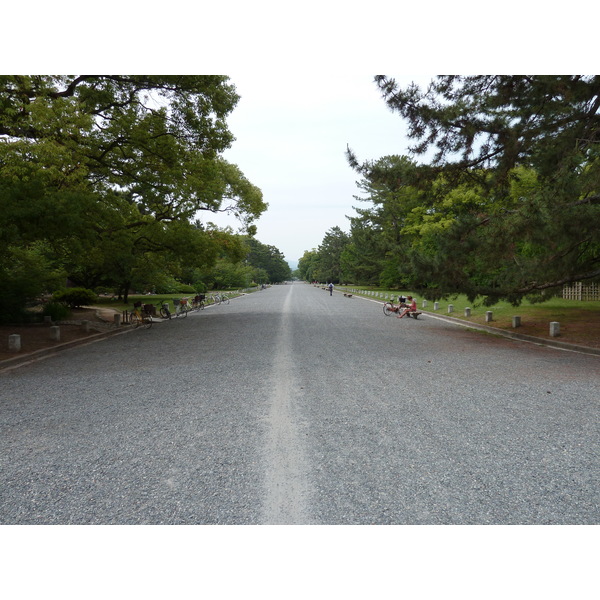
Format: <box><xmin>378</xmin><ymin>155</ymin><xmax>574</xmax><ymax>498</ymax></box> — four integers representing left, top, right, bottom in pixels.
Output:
<box><xmin>52</xmin><ymin>287</ymin><xmax>98</xmax><ymax>308</ymax></box>
<box><xmin>0</xmin><ymin>75</ymin><xmax>266</xmax><ymax>313</ymax></box>
<box><xmin>333</xmin><ymin>76</ymin><xmax>600</xmax><ymax>304</ymax></box>
<box><xmin>43</xmin><ymin>301</ymin><xmax>71</xmax><ymax>321</ymax></box>
<box><xmin>244</xmin><ymin>237</ymin><xmax>292</xmax><ymax>283</ymax></box>
<box><xmin>297</xmin><ymin>250</ymin><xmax>320</xmax><ymax>282</ymax></box>
<box><xmin>150</xmin><ymin>278</ymin><xmax>193</xmax><ymax>295</ymax></box>
<box><xmin>313</xmin><ymin>227</ymin><xmax>349</xmax><ymax>283</ymax></box>
<box><xmin>0</xmin><ymin>243</ymin><xmax>67</xmax><ymax>323</ymax></box>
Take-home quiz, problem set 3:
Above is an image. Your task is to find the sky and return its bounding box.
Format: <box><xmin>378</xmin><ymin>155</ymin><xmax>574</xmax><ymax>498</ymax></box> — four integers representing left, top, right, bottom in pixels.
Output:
<box><xmin>218</xmin><ymin>72</ymin><xmax>429</xmax><ymax>267</ymax></box>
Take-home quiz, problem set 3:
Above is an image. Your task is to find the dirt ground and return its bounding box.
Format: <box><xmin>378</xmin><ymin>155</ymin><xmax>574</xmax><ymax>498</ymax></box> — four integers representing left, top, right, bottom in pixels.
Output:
<box><xmin>1</xmin><ymin>305</ymin><xmax>599</xmax><ymax>364</ymax></box>
<box><xmin>0</xmin><ymin>308</ymin><xmax>121</xmax><ymax>363</ymax></box>
<box><xmin>463</xmin><ymin>309</ymin><xmax>600</xmax><ymax>349</ymax></box>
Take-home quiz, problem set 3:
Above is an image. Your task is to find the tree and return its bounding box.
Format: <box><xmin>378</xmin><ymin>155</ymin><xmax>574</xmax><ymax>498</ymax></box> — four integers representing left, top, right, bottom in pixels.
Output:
<box><xmin>343</xmin><ymin>155</ymin><xmax>425</xmax><ymax>287</ymax></box>
<box><xmin>314</xmin><ymin>227</ymin><xmax>350</xmax><ymax>283</ymax></box>
<box><xmin>244</xmin><ymin>238</ymin><xmax>292</xmax><ymax>283</ymax></box>
<box><xmin>0</xmin><ymin>75</ymin><xmax>267</xmax><ymax>310</ymax></box>
<box><xmin>348</xmin><ymin>75</ymin><xmax>600</xmax><ymax>304</ymax></box>
<box><xmin>297</xmin><ymin>249</ymin><xmax>320</xmax><ymax>282</ymax></box>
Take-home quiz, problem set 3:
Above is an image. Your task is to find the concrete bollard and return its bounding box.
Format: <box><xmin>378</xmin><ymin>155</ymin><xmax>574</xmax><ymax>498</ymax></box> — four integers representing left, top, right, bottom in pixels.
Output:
<box><xmin>485</xmin><ymin>311</ymin><xmax>493</xmax><ymax>322</ymax></box>
<box><xmin>8</xmin><ymin>334</ymin><xmax>21</xmax><ymax>352</ymax></box>
<box><xmin>434</xmin><ymin>302</ymin><xmax>439</xmax><ymax>311</ymax></box>
<box><xmin>50</xmin><ymin>326</ymin><xmax>60</xmax><ymax>341</ymax></box>
<box><xmin>550</xmin><ymin>321</ymin><xmax>560</xmax><ymax>337</ymax></box>
<box><xmin>114</xmin><ymin>313</ymin><xmax>122</xmax><ymax>327</ymax></box>
<box><xmin>81</xmin><ymin>320</ymin><xmax>92</xmax><ymax>332</ymax></box>
<box><xmin>448</xmin><ymin>304</ymin><xmax>454</xmax><ymax>314</ymax></box>
<box><xmin>465</xmin><ymin>307</ymin><xmax>471</xmax><ymax>317</ymax></box>
<box><xmin>512</xmin><ymin>316</ymin><xmax>521</xmax><ymax>328</ymax></box>
<box><xmin>422</xmin><ymin>300</ymin><xmax>427</xmax><ymax>308</ymax></box>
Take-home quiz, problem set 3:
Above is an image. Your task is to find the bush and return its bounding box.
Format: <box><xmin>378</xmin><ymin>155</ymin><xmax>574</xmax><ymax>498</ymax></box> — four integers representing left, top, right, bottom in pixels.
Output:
<box><xmin>53</xmin><ymin>287</ymin><xmax>98</xmax><ymax>308</ymax></box>
<box><xmin>153</xmin><ymin>279</ymin><xmax>198</xmax><ymax>294</ymax></box>
<box><xmin>43</xmin><ymin>301</ymin><xmax>71</xmax><ymax>321</ymax></box>
<box><xmin>173</xmin><ymin>283</ymin><xmax>195</xmax><ymax>293</ymax></box>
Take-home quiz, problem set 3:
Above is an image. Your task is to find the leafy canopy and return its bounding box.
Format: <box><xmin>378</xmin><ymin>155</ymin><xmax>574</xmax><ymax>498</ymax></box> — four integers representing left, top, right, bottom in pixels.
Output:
<box><xmin>341</xmin><ymin>76</ymin><xmax>600</xmax><ymax>304</ymax></box>
<box><xmin>0</xmin><ymin>75</ymin><xmax>267</xmax><ymax>312</ymax></box>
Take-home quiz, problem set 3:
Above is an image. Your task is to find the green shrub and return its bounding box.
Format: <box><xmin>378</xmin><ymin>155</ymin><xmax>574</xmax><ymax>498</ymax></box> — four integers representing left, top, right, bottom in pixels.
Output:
<box><xmin>53</xmin><ymin>287</ymin><xmax>98</xmax><ymax>308</ymax></box>
<box><xmin>43</xmin><ymin>301</ymin><xmax>71</xmax><ymax>321</ymax></box>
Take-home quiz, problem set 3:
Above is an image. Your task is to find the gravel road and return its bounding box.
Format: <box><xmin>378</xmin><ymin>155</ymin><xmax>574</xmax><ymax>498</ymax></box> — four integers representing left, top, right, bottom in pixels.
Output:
<box><xmin>1</xmin><ymin>283</ymin><xmax>598</xmax><ymax>524</ymax></box>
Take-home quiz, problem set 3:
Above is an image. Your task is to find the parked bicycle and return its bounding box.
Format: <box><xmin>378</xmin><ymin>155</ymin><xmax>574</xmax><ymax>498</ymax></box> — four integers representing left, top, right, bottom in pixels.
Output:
<box><xmin>212</xmin><ymin>292</ymin><xmax>230</xmax><ymax>305</ymax></box>
<box><xmin>191</xmin><ymin>294</ymin><xmax>206</xmax><ymax>311</ymax></box>
<box><xmin>158</xmin><ymin>301</ymin><xmax>171</xmax><ymax>320</ymax></box>
<box><xmin>172</xmin><ymin>298</ymin><xmax>189</xmax><ymax>318</ymax></box>
<box><xmin>130</xmin><ymin>301</ymin><xmax>153</xmax><ymax>329</ymax></box>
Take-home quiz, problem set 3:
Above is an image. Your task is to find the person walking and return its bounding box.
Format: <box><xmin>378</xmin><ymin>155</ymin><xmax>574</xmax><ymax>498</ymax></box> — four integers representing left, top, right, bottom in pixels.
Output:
<box><xmin>328</xmin><ymin>282</ymin><xmax>334</xmax><ymax>296</ymax></box>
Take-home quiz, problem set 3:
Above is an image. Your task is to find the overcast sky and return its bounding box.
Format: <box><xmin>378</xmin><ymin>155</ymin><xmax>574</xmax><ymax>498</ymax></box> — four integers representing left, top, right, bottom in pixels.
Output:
<box><xmin>218</xmin><ymin>72</ymin><xmax>429</xmax><ymax>266</ymax></box>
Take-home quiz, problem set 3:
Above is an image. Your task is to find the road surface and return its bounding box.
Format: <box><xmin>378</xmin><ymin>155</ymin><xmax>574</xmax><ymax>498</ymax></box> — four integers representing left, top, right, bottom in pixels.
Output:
<box><xmin>1</xmin><ymin>283</ymin><xmax>598</xmax><ymax>524</ymax></box>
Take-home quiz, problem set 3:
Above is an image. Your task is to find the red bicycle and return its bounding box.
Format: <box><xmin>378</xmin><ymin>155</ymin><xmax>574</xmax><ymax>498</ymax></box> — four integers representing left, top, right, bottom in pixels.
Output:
<box><xmin>382</xmin><ymin>301</ymin><xmax>405</xmax><ymax>316</ymax></box>
<box><xmin>382</xmin><ymin>301</ymin><xmax>422</xmax><ymax>319</ymax></box>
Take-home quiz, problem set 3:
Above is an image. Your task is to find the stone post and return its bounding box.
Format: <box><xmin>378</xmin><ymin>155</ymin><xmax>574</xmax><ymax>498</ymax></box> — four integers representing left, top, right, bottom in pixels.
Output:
<box><xmin>50</xmin><ymin>326</ymin><xmax>60</xmax><ymax>341</ymax></box>
<box><xmin>434</xmin><ymin>302</ymin><xmax>439</xmax><ymax>311</ymax></box>
<box><xmin>448</xmin><ymin>304</ymin><xmax>454</xmax><ymax>313</ymax></box>
<box><xmin>550</xmin><ymin>322</ymin><xmax>560</xmax><ymax>337</ymax></box>
<box><xmin>81</xmin><ymin>320</ymin><xmax>92</xmax><ymax>332</ymax></box>
<box><xmin>485</xmin><ymin>311</ymin><xmax>493</xmax><ymax>322</ymax></box>
<box><xmin>464</xmin><ymin>307</ymin><xmax>471</xmax><ymax>317</ymax></box>
<box><xmin>114</xmin><ymin>313</ymin><xmax>122</xmax><ymax>327</ymax></box>
<box><xmin>512</xmin><ymin>316</ymin><xmax>521</xmax><ymax>328</ymax></box>
<box><xmin>422</xmin><ymin>300</ymin><xmax>427</xmax><ymax>308</ymax></box>
<box><xmin>8</xmin><ymin>334</ymin><xmax>21</xmax><ymax>352</ymax></box>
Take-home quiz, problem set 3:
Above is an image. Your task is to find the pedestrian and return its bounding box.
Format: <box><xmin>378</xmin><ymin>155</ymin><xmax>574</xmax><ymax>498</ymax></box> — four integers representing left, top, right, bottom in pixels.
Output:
<box><xmin>328</xmin><ymin>282</ymin><xmax>334</xmax><ymax>296</ymax></box>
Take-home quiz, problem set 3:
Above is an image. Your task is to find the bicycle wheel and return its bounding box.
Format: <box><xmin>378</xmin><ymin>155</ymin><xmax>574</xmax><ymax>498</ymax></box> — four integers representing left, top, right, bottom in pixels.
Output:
<box><xmin>383</xmin><ymin>303</ymin><xmax>394</xmax><ymax>317</ymax></box>
<box><xmin>222</xmin><ymin>295</ymin><xmax>230</xmax><ymax>305</ymax></box>
<box><xmin>160</xmin><ymin>307</ymin><xmax>171</xmax><ymax>319</ymax></box>
<box><xmin>143</xmin><ymin>315</ymin><xmax>153</xmax><ymax>329</ymax></box>
<box><xmin>130</xmin><ymin>313</ymin><xmax>141</xmax><ymax>328</ymax></box>
<box><xmin>200</xmin><ymin>301</ymin><xmax>205</xmax><ymax>310</ymax></box>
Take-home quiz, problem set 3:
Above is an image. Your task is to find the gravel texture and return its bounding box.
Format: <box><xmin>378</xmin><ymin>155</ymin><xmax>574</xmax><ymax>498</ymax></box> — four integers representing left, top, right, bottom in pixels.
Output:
<box><xmin>1</xmin><ymin>283</ymin><xmax>598</xmax><ymax>524</ymax></box>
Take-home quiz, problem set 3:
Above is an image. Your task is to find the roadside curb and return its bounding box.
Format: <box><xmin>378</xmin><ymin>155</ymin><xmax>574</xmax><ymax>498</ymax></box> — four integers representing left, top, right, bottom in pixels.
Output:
<box><xmin>349</xmin><ymin>292</ymin><xmax>600</xmax><ymax>357</ymax></box>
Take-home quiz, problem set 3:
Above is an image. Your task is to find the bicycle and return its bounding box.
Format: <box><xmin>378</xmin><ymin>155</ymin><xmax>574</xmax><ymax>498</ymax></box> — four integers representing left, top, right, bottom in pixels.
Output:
<box><xmin>383</xmin><ymin>301</ymin><xmax>403</xmax><ymax>316</ymax></box>
<box><xmin>130</xmin><ymin>301</ymin><xmax>153</xmax><ymax>329</ymax></box>
<box><xmin>212</xmin><ymin>292</ymin><xmax>230</xmax><ymax>305</ymax></box>
<box><xmin>158</xmin><ymin>301</ymin><xmax>171</xmax><ymax>319</ymax></box>
<box><xmin>172</xmin><ymin>298</ymin><xmax>189</xmax><ymax>318</ymax></box>
<box><xmin>191</xmin><ymin>294</ymin><xmax>206</xmax><ymax>311</ymax></box>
